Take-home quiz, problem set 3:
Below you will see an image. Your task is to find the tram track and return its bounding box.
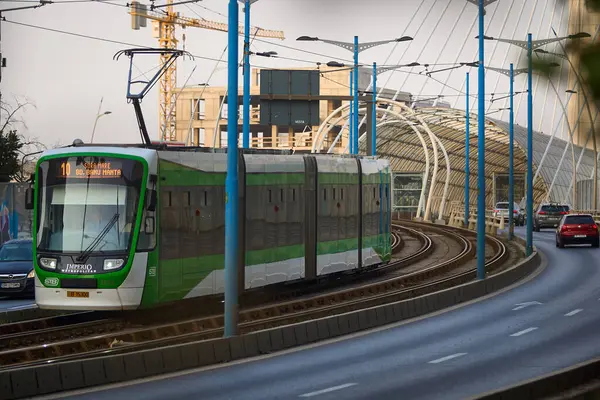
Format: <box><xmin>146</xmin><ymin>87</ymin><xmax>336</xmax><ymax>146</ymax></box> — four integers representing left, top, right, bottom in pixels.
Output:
<box><xmin>0</xmin><ymin>225</ymin><xmax>412</xmax><ymax>356</ymax></box>
<box><xmin>0</xmin><ymin>221</ymin><xmax>510</xmax><ymax>370</ymax></box>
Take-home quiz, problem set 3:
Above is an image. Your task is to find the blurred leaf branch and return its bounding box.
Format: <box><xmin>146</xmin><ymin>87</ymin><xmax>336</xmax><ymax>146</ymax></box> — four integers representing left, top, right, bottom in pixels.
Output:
<box><xmin>529</xmin><ymin>0</ymin><xmax>600</xmax><ymax>102</ymax></box>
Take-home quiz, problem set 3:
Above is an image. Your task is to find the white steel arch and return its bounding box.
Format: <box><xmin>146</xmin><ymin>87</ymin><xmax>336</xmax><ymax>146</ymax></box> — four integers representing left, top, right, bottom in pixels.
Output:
<box><xmin>312</xmin><ymin>99</ymin><xmax>449</xmax><ymax>222</ymax></box>
<box><xmin>377</xmin><ymin>119</ymin><xmax>431</xmax><ymax>219</ymax></box>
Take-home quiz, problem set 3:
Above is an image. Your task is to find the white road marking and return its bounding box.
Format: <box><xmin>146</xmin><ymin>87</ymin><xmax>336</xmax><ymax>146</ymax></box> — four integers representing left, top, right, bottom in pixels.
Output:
<box><xmin>299</xmin><ymin>383</ymin><xmax>358</xmax><ymax>397</ymax></box>
<box><xmin>7</xmin><ymin>304</ymin><xmax>37</xmax><ymax>310</ymax></box>
<box><xmin>428</xmin><ymin>353</ymin><xmax>468</xmax><ymax>364</ymax></box>
<box><xmin>512</xmin><ymin>301</ymin><xmax>542</xmax><ymax>311</ymax></box>
<box><xmin>510</xmin><ymin>327</ymin><xmax>538</xmax><ymax>337</ymax></box>
<box><xmin>565</xmin><ymin>309</ymin><xmax>583</xmax><ymax>317</ymax></box>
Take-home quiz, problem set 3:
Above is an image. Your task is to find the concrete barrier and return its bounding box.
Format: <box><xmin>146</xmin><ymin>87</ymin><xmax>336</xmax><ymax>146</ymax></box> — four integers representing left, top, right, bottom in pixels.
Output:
<box><xmin>0</xmin><ymin>247</ymin><xmax>542</xmax><ymax>399</ymax></box>
<box><xmin>0</xmin><ymin>308</ymin><xmax>73</xmax><ymax>326</ymax></box>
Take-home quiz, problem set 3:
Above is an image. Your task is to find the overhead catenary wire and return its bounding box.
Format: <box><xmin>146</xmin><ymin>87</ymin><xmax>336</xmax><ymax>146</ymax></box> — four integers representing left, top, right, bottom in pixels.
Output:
<box><xmin>3</xmin><ymin>18</ymin><xmax>313</xmax><ymax>70</ymax></box>
<box><xmin>509</xmin><ymin>0</ymin><xmax>562</xmax><ymax>126</ymax></box>
<box><xmin>191</xmin><ymin>2</ymin><xmax>226</xmax><ymax>19</ymax></box>
<box><xmin>388</xmin><ymin>0</ymin><xmax>454</xmax><ymax>113</ymax></box>
<box><xmin>451</xmin><ymin>0</ymin><xmax>517</xmax><ymax>110</ymax></box>
<box><xmin>533</xmin><ymin>0</ymin><xmax>565</xmax><ymax>134</ymax></box>
<box><xmin>498</xmin><ymin>0</ymin><xmax>549</xmax><ymax>122</ymax></box>
<box><xmin>412</xmin><ymin>0</ymin><xmax>469</xmax><ymax>102</ymax></box>
<box><xmin>439</xmin><ymin>0</ymin><xmax>504</xmax><ymax>104</ymax></box>
<box><xmin>482</xmin><ymin>0</ymin><xmax>542</xmax><ymax>115</ymax></box>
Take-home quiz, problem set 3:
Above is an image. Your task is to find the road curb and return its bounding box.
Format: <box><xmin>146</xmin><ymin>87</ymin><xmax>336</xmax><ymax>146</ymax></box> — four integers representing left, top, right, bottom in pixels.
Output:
<box><xmin>0</xmin><ymin>245</ymin><xmax>541</xmax><ymax>400</ymax></box>
<box><xmin>471</xmin><ymin>355</ymin><xmax>600</xmax><ymax>400</ymax></box>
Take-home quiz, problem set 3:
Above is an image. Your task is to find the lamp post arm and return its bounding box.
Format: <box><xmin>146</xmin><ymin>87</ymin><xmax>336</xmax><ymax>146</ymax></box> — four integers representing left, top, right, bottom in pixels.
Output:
<box><xmin>316</xmin><ymin>38</ymin><xmax>404</xmax><ymax>53</ymax></box>
<box><xmin>485</xmin><ymin>66</ymin><xmax>528</xmax><ymax>77</ymax></box>
<box><xmin>486</xmin><ymin>35</ymin><xmax>575</xmax><ymax>51</ymax></box>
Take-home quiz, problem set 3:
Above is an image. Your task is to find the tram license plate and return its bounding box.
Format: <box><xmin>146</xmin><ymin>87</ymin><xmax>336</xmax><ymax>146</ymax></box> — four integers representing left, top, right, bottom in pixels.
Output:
<box><xmin>67</xmin><ymin>291</ymin><xmax>89</xmax><ymax>298</ymax></box>
<box><xmin>1</xmin><ymin>282</ymin><xmax>20</xmax><ymax>288</ymax></box>
<box><xmin>575</xmin><ymin>235</ymin><xmax>587</xmax><ymax>238</ymax></box>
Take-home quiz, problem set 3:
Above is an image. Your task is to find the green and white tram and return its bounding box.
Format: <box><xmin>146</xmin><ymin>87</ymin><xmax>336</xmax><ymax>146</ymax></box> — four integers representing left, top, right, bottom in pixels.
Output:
<box><xmin>27</xmin><ymin>144</ymin><xmax>392</xmax><ymax>310</ymax></box>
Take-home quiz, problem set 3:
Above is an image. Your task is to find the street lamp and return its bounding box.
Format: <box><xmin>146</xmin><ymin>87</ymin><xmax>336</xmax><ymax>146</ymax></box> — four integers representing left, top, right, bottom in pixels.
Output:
<box><xmin>225</xmin><ymin>0</ymin><xmax>240</xmax><ymax>338</ymax></box>
<box><xmin>466</xmin><ymin>0</ymin><xmax>498</xmax><ymax>279</ymax></box>
<box><xmin>318</xmin><ymin>61</ymin><xmax>417</xmax><ymax>155</ymax></box>
<box><xmin>297</xmin><ymin>34</ymin><xmax>413</xmax><ymax>154</ymax></box>
<box><xmin>533</xmin><ymin>48</ymin><xmax>569</xmax><ymax>61</ymax></box>
<box><xmin>254</xmin><ymin>51</ymin><xmax>278</xmax><ymax>57</ymax></box>
<box><xmin>90</xmin><ymin>111</ymin><xmax>112</xmax><ymax>143</ymax></box>
<box><xmin>482</xmin><ymin>33</ymin><xmax>587</xmax><ymax>256</ymax></box>
<box><xmin>329</xmin><ymin>62</ymin><xmax>421</xmax><ymax>155</ymax></box>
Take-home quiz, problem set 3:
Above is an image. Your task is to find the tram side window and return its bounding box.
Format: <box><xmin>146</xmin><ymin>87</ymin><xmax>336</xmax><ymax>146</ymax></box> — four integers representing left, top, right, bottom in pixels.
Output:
<box><xmin>137</xmin><ymin>191</ymin><xmax>157</xmax><ymax>251</ymax></box>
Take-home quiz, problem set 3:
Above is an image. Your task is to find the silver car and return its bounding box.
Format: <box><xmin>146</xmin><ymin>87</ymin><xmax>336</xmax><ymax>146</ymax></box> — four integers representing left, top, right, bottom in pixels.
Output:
<box><xmin>493</xmin><ymin>202</ymin><xmax>525</xmax><ymax>226</ymax></box>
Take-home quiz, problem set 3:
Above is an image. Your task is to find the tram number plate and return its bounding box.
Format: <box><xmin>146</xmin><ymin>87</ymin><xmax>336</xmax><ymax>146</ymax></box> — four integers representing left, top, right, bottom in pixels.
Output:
<box><xmin>575</xmin><ymin>235</ymin><xmax>587</xmax><ymax>238</ymax></box>
<box><xmin>1</xmin><ymin>283</ymin><xmax>20</xmax><ymax>288</ymax></box>
<box><xmin>67</xmin><ymin>291</ymin><xmax>89</xmax><ymax>298</ymax></box>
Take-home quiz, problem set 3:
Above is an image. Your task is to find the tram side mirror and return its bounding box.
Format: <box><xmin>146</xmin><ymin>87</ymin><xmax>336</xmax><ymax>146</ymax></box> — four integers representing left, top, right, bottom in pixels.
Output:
<box><xmin>144</xmin><ymin>216</ymin><xmax>155</xmax><ymax>234</ymax></box>
<box><xmin>25</xmin><ymin>188</ymin><xmax>34</xmax><ymax>210</ymax></box>
<box><xmin>146</xmin><ymin>190</ymin><xmax>157</xmax><ymax>212</ymax></box>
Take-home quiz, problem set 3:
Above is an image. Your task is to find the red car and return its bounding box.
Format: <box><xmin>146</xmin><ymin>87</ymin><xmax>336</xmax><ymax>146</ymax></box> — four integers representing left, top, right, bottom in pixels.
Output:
<box><xmin>556</xmin><ymin>214</ymin><xmax>600</xmax><ymax>248</ymax></box>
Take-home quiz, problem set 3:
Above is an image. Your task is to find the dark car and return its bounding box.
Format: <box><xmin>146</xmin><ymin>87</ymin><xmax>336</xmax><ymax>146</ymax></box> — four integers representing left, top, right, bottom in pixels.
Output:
<box><xmin>0</xmin><ymin>239</ymin><xmax>35</xmax><ymax>297</ymax></box>
<box><xmin>534</xmin><ymin>203</ymin><xmax>569</xmax><ymax>231</ymax></box>
<box><xmin>556</xmin><ymin>214</ymin><xmax>599</xmax><ymax>248</ymax></box>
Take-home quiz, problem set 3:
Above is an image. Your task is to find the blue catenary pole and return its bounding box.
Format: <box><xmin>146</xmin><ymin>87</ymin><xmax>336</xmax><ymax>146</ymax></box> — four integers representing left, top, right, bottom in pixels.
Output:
<box><xmin>476</xmin><ymin>0</ymin><xmax>486</xmax><ymax>280</ymax></box>
<box><xmin>242</xmin><ymin>0</ymin><xmax>251</xmax><ymax>149</ymax></box>
<box><xmin>465</xmin><ymin>72</ymin><xmax>470</xmax><ymax>228</ymax></box>
<box><xmin>372</xmin><ymin>62</ymin><xmax>377</xmax><ymax>156</ymax></box>
<box><xmin>224</xmin><ymin>0</ymin><xmax>239</xmax><ymax>337</ymax></box>
<box><xmin>526</xmin><ymin>33</ymin><xmax>533</xmax><ymax>256</ymax></box>
<box><xmin>349</xmin><ymin>69</ymin><xmax>354</xmax><ymax>154</ymax></box>
<box><xmin>353</xmin><ymin>35</ymin><xmax>359</xmax><ymax>155</ymax></box>
<box><xmin>509</xmin><ymin>63</ymin><xmax>515</xmax><ymax>240</ymax></box>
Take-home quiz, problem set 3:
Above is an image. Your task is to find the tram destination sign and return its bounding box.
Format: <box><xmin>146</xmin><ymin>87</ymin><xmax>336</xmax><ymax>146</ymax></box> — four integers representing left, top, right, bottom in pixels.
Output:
<box><xmin>57</xmin><ymin>160</ymin><xmax>123</xmax><ymax>179</ymax></box>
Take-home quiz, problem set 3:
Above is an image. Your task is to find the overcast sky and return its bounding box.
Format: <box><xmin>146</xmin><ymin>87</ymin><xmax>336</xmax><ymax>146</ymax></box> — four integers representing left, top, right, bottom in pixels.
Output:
<box><xmin>3</xmin><ymin>0</ymin><xmax>571</xmax><ymax>147</ymax></box>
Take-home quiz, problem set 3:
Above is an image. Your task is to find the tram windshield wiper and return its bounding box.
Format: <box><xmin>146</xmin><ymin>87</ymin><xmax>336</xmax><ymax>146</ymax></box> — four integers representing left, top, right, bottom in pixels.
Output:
<box><xmin>76</xmin><ymin>213</ymin><xmax>120</xmax><ymax>262</ymax></box>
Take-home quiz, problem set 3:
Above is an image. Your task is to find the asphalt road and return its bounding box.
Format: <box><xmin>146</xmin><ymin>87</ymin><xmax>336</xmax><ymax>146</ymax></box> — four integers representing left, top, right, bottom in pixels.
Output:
<box><xmin>0</xmin><ymin>297</ymin><xmax>35</xmax><ymax>311</ymax></box>
<box><xmin>50</xmin><ymin>227</ymin><xmax>600</xmax><ymax>400</ymax></box>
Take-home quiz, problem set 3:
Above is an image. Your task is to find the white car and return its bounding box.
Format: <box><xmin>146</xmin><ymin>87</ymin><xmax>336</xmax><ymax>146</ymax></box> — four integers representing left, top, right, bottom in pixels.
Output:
<box><xmin>493</xmin><ymin>202</ymin><xmax>525</xmax><ymax>226</ymax></box>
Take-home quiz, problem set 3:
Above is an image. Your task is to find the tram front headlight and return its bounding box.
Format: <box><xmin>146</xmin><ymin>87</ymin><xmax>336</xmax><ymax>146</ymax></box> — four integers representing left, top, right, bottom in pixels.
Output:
<box><xmin>40</xmin><ymin>257</ymin><xmax>57</xmax><ymax>269</ymax></box>
<box><xmin>103</xmin><ymin>259</ymin><xmax>124</xmax><ymax>271</ymax></box>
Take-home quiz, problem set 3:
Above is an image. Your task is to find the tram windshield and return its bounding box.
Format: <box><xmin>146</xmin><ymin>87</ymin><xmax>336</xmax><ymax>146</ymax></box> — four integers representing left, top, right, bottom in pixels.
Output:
<box><xmin>36</xmin><ymin>156</ymin><xmax>144</xmax><ymax>254</ymax></box>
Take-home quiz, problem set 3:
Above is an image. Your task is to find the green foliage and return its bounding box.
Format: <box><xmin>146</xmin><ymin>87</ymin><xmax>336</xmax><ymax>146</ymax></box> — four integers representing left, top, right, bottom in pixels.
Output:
<box><xmin>533</xmin><ymin>0</ymin><xmax>600</xmax><ymax>102</ymax></box>
<box><xmin>0</xmin><ymin>130</ymin><xmax>23</xmax><ymax>182</ymax></box>
<box><xmin>586</xmin><ymin>0</ymin><xmax>600</xmax><ymax>12</ymax></box>
<box><xmin>579</xmin><ymin>42</ymin><xmax>600</xmax><ymax>100</ymax></box>
<box><xmin>0</xmin><ymin>99</ymin><xmax>42</xmax><ymax>183</ymax></box>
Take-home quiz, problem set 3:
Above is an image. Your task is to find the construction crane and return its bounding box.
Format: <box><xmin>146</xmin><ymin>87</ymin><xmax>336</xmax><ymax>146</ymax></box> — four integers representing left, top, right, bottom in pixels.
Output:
<box><xmin>129</xmin><ymin>0</ymin><xmax>285</xmax><ymax>142</ymax></box>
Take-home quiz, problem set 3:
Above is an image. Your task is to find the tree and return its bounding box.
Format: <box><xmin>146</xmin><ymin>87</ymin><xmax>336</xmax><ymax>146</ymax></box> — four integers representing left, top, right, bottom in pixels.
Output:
<box><xmin>0</xmin><ymin>129</ymin><xmax>23</xmax><ymax>182</ymax></box>
<box><xmin>0</xmin><ymin>98</ymin><xmax>45</xmax><ymax>182</ymax></box>
<box><xmin>534</xmin><ymin>1</ymin><xmax>600</xmax><ymax>104</ymax></box>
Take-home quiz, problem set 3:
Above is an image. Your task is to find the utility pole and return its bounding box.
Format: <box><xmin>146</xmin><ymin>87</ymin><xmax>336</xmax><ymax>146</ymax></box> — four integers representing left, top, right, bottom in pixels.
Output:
<box><xmin>526</xmin><ymin>33</ymin><xmax>533</xmax><ymax>256</ymax></box>
<box><xmin>477</xmin><ymin>0</ymin><xmax>486</xmax><ymax>280</ymax></box>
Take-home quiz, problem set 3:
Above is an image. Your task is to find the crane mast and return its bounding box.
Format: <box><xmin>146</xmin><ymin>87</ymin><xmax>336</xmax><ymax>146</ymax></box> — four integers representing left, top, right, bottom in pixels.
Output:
<box><xmin>129</xmin><ymin>1</ymin><xmax>285</xmax><ymax>142</ymax></box>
